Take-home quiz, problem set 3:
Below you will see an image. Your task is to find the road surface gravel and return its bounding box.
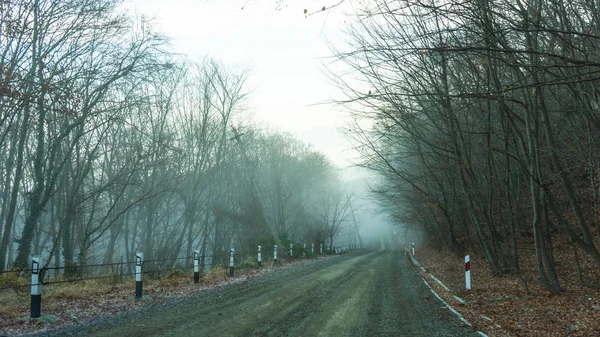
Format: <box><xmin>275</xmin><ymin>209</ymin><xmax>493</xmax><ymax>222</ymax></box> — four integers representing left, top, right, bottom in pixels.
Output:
<box><xmin>40</xmin><ymin>249</ymin><xmax>480</xmax><ymax>337</ymax></box>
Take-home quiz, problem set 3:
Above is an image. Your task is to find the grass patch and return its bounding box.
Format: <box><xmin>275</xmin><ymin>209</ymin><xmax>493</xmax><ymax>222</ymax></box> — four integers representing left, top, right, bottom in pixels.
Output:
<box><xmin>237</xmin><ymin>256</ymin><xmax>258</xmax><ymax>270</ymax></box>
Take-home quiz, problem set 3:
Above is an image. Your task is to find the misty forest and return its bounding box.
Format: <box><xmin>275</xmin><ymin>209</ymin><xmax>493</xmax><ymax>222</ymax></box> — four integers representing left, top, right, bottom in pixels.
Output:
<box><xmin>0</xmin><ymin>0</ymin><xmax>600</xmax><ymax>337</ymax></box>
<box><xmin>0</xmin><ymin>0</ymin><xmax>359</xmax><ymax>277</ymax></box>
<box><xmin>2</xmin><ymin>0</ymin><xmax>600</xmax><ymax>334</ymax></box>
<box><xmin>334</xmin><ymin>0</ymin><xmax>600</xmax><ymax>295</ymax></box>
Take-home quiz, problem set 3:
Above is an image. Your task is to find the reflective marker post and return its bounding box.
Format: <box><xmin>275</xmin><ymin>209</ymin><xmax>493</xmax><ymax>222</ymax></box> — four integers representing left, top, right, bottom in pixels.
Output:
<box><xmin>30</xmin><ymin>256</ymin><xmax>42</xmax><ymax>318</ymax></box>
<box><xmin>311</xmin><ymin>244</ymin><xmax>314</xmax><ymax>254</ymax></box>
<box><xmin>274</xmin><ymin>245</ymin><xmax>278</xmax><ymax>265</ymax></box>
<box><xmin>320</xmin><ymin>244</ymin><xmax>323</xmax><ymax>254</ymax></box>
<box><xmin>465</xmin><ymin>255</ymin><xmax>471</xmax><ymax>290</ymax></box>
<box><xmin>136</xmin><ymin>252</ymin><xmax>143</xmax><ymax>299</ymax></box>
<box><xmin>290</xmin><ymin>243</ymin><xmax>293</xmax><ymax>258</ymax></box>
<box><xmin>258</xmin><ymin>245</ymin><xmax>262</xmax><ymax>267</ymax></box>
<box><xmin>229</xmin><ymin>248</ymin><xmax>235</xmax><ymax>277</ymax></box>
<box><xmin>193</xmin><ymin>250</ymin><xmax>199</xmax><ymax>284</ymax></box>
<box><xmin>303</xmin><ymin>243</ymin><xmax>306</xmax><ymax>257</ymax></box>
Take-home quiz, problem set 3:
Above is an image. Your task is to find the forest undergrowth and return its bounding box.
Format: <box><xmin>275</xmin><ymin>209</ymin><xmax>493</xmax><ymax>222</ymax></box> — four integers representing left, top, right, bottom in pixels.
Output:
<box><xmin>416</xmin><ymin>234</ymin><xmax>600</xmax><ymax>337</ymax></box>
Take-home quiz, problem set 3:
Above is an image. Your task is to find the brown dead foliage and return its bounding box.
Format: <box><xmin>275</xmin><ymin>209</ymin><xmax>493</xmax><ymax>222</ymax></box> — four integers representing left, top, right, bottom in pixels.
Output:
<box><xmin>412</xmin><ymin>237</ymin><xmax>600</xmax><ymax>337</ymax></box>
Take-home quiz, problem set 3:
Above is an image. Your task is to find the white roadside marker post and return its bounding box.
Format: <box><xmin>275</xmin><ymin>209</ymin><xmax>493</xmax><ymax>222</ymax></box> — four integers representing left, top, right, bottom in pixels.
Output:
<box><xmin>412</xmin><ymin>242</ymin><xmax>415</xmax><ymax>256</ymax></box>
<box><xmin>229</xmin><ymin>248</ymin><xmax>235</xmax><ymax>277</ymax></box>
<box><xmin>193</xmin><ymin>250</ymin><xmax>200</xmax><ymax>284</ymax></box>
<box><xmin>311</xmin><ymin>244</ymin><xmax>314</xmax><ymax>254</ymax></box>
<box><xmin>465</xmin><ymin>255</ymin><xmax>471</xmax><ymax>290</ymax></box>
<box><xmin>30</xmin><ymin>256</ymin><xmax>42</xmax><ymax>318</ymax></box>
<box><xmin>303</xmin><ymin>243</ymin><xmax>306</xmax><ymax>257</ymax></box>
<box><xmin>135</xmin><ymin>252</ymin><xmax>143</xmax><ymax>299</ymax></box>
<box><xmin>274</xmin><ymin>245</ymin><xmax>278</xmax><ymax>265</ymax></box>
<box><xmin>258</xmin><ymin>245</ymin><xmax>262</xmax><ymax>267</ymax></box>
<box><xmin>320</xmin><ymin>244</ymin><xmax>323</xmax><ymax>254</ymax></box>
<box><xmin>290</xmin><ymin>243</ymin><xmax>293</xmax><ymax>258</ymax></box>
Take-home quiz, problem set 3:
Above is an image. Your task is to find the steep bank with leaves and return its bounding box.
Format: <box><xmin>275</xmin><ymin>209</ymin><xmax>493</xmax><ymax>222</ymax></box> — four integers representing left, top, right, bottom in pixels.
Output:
<box><xmin>333</xmin><ymin>0</ymin><xmax>600</xmax><ymax>294</ymax></box>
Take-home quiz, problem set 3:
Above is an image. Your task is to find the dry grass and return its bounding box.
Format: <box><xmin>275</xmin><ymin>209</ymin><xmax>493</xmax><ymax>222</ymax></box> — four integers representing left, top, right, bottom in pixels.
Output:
<box><xmin>0</xmin><ymin>255</ymin><xmax>327</xmax><ymax>335</ymax></box>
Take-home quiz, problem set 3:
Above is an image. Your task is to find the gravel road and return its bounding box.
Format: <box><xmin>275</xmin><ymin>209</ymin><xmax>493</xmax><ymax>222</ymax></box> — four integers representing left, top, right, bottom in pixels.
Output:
<box><xmin>41</xmin><ymin>249</ymin><xmax>479</xmax><ymax>337</ymax></box>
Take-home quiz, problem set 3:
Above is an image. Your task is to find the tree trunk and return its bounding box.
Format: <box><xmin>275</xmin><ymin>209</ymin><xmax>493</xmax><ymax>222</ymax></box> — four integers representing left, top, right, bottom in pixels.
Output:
<box><xmin>0</xmin><ymin>110</ymin><xmax>27</xmax><ymax>270</ymax></box>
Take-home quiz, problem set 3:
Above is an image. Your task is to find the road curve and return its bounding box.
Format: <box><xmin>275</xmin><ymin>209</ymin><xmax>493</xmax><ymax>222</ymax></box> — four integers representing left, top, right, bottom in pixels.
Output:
<box><xmin>49</xmin><ymin>249</ymin><xmax>479</xmax><ymax>337</ymax></box>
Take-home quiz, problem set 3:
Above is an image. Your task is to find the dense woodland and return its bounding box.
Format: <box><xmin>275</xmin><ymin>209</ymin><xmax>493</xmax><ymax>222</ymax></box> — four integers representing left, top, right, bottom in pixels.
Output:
<box><xmin>333</xmin><ymin>0</ymin><xmax>600</xmax><ymax>293</ymax></box>
<box><xmin>0</xmin><ymin>0</ymin><xmax>355</xmax><ymax>274</ymax></box>
<box><xmin>9</xmin><ymin>0</ymin><xmax>600</xmax><ymax>298</ymax></box>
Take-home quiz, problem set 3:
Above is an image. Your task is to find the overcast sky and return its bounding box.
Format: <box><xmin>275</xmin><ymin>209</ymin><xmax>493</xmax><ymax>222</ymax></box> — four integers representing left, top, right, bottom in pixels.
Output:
<box><xmin>123</xmin><ymin>0</ymin><xmax>392</xmax><ymax>233</ymax></box>
<box><xmin>124</xmin><ymin>0</ymin><xmax>358</xmax><ymax>170</ymax></box>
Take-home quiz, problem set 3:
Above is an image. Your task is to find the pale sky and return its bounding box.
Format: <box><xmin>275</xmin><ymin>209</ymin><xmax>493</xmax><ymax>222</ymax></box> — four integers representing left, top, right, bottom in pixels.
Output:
<box><xmin>125</xmin><ymin>0</ymin><xmax>358</xmax><ymax>169</ymax></box>
<box><xmin>123</xmin><ymin>0</ymin><xmax>392</xmax><ymax>234</ymax></box>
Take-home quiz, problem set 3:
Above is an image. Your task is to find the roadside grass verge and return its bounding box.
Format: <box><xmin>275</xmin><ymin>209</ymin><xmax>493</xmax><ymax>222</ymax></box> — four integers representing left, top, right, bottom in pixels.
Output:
<box><xmin>0</xmin><ymin>254</ymin><xmax>331</xmax><ymax>335</ymax></box>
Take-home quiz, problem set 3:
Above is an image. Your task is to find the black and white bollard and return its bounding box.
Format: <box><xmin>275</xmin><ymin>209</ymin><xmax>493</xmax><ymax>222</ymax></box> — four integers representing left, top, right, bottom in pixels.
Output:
<box><xmin>320</xmin><ymin>244</ymin><xmax>323</xmax><ymax>254</ymax></box>
<box><xmin>229</xmin><ymin>248</ymin><xmax>234</xmax><ymax>277</ymax></box>
<box><xmin>290</xmin><ymin>243</ymin><xmax>293</xmax><ymax>258</ymax></box>
<box><xmin>311</xmin><ymin>244</ymin><xmax>314</xmax><ymax>254</ymax></box>
<box><xmin>30</xmin><ymin>256</ymin><xmax>42</xmax><ymax>318</ymax></box>
<box><xmin>258</xmin><ymin>245</ymin><xmax>262</xmax><ymax>267</ymax></box>
<box><xmin>412</xmin><ymin>242</ymin><xmax>415</xmax><ymax>255</ymax></box>
<box><xmin>193</xmin><ymin>250</ymin><xmax>199</xmax><ymax>284</ymax></box>
<box><xmin>135</xmin><ymin>252</ymin><xmax>143</xmax><ymax>299</ymax></box>
<box><xmin>465</xmin><ymin>255</ymin><xmax>471</xmax><ymax>290</ymax></box>
<box><xmin>303</xmin><ymin>243</ymin><xmax>306</xmax><ymax>257</ymax></box>
<box><xmin>273</xmin><ymin>245</ymin><xmax>278</xmax><ymax>265</ymax></box>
